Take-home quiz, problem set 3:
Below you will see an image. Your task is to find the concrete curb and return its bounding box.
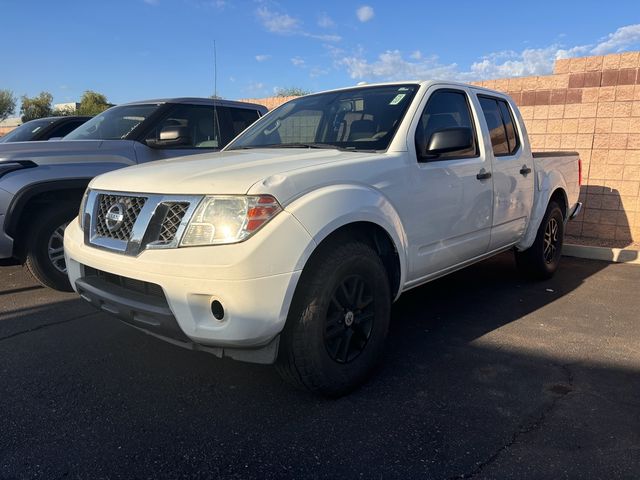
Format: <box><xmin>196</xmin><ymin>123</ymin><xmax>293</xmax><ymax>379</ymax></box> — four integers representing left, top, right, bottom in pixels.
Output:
<box><xmin>563</xmin><ymin>243</ymin><xmax>640</xmax><ymax>264</ymax></box>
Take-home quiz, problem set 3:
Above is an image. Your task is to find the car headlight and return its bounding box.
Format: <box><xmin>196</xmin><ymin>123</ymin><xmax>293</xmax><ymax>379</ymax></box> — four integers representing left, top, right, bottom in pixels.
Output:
<box><xmin>78</xmin><ymin>188</ymin><xmax>90</xmax><ymax>229</ymax></box>
<box><xmin>180</xmin><ymin>195</ymin><xmax>281</xmax><ymax>246</ymax></box>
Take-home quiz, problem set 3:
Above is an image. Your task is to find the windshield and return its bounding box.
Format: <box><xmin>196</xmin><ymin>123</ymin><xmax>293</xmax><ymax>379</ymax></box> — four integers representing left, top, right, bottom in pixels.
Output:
<box><xmin>0</xmin><ymin>118</ymin><xmax>56</xmax><ymax>143</ymax></box>
<box><xmin>64</xmin><ymin>104</ymin><xmax>159</xmax><ymax>140</ymax></box>
<box><xmin>226</xmin><ymin>84</ymin><xmax>419</xmax><ymax>152</ymax></box>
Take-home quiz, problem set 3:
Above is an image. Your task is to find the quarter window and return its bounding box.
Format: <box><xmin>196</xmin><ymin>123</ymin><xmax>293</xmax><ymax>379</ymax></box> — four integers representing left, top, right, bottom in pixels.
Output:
<box><xmin>478</xmin><ymin>96</ymin><xmax>520</xmax><ymax>156</ymax></box>
<box><xmin>415</xmin><ymin>90</ymin><xmax>478</xmax><ymax>160</ymax></box>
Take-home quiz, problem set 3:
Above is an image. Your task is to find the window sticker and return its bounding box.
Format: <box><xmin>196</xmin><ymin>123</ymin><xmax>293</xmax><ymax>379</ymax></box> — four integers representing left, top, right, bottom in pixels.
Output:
<box><xmin>389</xmin><ymin>94</ymin><xmax>406</xmax><ymax>105</ymax></box>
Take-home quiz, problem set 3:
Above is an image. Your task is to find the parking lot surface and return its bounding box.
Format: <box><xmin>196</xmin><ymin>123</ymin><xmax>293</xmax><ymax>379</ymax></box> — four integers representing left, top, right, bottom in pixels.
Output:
<box><xmin>1</xmin><ymin>253</ymin><xmax>639</xmax><ymax>479</ymax></box>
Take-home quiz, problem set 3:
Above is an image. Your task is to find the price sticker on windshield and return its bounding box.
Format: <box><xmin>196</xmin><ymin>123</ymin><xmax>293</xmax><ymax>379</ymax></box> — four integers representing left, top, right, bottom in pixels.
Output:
<box><xmin>389</xmin><ymin>94</ymin><xmax>406</xmax><ymax>105</ymax></box>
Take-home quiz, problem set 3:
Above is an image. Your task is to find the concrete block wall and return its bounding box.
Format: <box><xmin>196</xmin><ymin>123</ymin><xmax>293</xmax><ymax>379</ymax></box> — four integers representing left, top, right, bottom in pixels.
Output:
<box><xmin>473</xmin><ymin>51</ymin><xmax>640</xmax><ymax>244</ymax></box>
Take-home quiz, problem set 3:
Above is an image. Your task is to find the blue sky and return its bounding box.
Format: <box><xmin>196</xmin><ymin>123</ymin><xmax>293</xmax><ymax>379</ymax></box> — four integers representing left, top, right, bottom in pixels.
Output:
<box><xmin>1</xmin><ymin>0</ymin><xmax>640</xmax><ymax>107</ymax></box>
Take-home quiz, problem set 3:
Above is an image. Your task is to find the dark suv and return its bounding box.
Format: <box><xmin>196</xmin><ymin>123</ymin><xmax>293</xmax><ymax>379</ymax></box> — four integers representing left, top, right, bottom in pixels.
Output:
<box><xmin>0</xmin><ymin>116</ymin><xmax>92</xmax><ymax>143</ymax></box>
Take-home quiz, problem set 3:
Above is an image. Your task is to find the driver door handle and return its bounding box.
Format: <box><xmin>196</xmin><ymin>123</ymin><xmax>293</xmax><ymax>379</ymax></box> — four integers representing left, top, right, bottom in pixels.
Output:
<box><xmin>476</xmin><ymin>170</ymin><xmax>492</xmax><ymax>180</ymax></box>
<box><xmin>520</xmin><ymin>165</ymin><xmax>532</xmax><ymax>175</ymax></box>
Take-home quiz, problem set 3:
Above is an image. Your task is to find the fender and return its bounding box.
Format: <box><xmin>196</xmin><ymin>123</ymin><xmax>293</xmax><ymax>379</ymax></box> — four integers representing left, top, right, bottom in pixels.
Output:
<box><xmin>283</xmin><ymin>184</ymin><xmax>409</xmax><ymax>300</ymax></box>
<box><xmin>4</xmin><ymin>178</ymin><xmax>93</xmax><ymax>238</ymax></box>
<box><xmin>516</xmin><ymin>168</ymin><xmax>568</xmax><ymax>251</ymax></box>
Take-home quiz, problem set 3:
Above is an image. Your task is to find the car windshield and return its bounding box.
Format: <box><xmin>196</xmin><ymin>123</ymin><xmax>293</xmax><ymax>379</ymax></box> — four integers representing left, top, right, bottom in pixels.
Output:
<box><xmin>0</xmin><ymin>118</ymin><xmax>56</xmax><ymax>143</ymax></box>
<box><xmin>226</xmin><ymin>84</ymin><xmax>419</xmax><ymax>152</ymax></box>
<box><xmin>64</xmin><ymin>104</ymin><xmax>159</xmax><ymax>140</ymax></box>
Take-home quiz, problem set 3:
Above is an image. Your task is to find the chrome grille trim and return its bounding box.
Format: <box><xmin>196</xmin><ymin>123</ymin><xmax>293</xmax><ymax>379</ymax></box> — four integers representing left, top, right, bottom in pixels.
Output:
<box><xmin>94</xmin><ymin>194</ymin><xmax>147</xmax><ymax>240</ymax></box>
<box><xmin>84</xmin><ymin>190</ymin><xmax>203</xmax><ymax>255</ymax></box>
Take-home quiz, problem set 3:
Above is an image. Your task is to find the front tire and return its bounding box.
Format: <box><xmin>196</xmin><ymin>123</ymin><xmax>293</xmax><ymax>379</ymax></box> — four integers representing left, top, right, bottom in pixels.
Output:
<box><xmin>515</xmin><ymin>201</ymin><xmax>564</xmax><ymax>280</ymax></box>
<box><xmin>24</xmin><ymin>203</ymin><xmax>77</xmax><ymax>291</ymax></box>
<box><xmin>276</xmin><ymin>240</ymin><xmax>391</xmax><ymax>397</ymax></box>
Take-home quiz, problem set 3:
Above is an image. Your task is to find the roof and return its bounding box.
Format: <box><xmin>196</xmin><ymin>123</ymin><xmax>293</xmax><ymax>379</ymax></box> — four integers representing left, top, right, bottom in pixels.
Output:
<box><xmin>120</xmin><ymin>97</ymin><xmax>268</xmax><ymax>112</ymax></box>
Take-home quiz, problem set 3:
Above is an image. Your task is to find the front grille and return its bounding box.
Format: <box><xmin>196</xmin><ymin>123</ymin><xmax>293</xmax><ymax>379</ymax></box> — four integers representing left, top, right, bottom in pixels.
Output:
<box><xmin>157</xmin><ymin>202</ymin><xmax>189</xmax><ymax>245</ymax></box>
<box><xmin>83</xmin><ymin>266</ymin><xmax>165</xmax><ymax>299</ymax></box>
<box><xmin>95</xmin><ymin>194</ymin><xmax>146</xmax><ymax>241</ymax></box>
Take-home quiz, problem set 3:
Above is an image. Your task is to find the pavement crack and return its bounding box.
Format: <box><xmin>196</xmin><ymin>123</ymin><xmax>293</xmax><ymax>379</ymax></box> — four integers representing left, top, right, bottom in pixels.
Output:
<box><xmin>0</xmin><ymin>312</ymin><xmax>96</xmax><ymax>342</ymax></box>
<box><xmin>448</xmin><ymin>363</ymin><xmax>575</xmax><ymax>480</ymax></box>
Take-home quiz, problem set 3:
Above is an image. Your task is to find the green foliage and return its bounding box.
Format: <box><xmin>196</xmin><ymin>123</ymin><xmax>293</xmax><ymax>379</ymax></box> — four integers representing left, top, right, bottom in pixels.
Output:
<box><xmin>20</xmin><ymin>92</ymin><xmax>53</xmax><ymax>122</ymax></box>
<box><xmin>76</xmin><ymin>90</ymin><xmax>110</xmax><ymax>116</ymax></box>
<box><xmin>274</xmin><ymin>87</ymin><xmax>311</xmax><ymax>97</ymax></box>
<box><xmin>0</xmin><ymin>90</ymin><xmax>16</xmax><ymax>121</ymax></box>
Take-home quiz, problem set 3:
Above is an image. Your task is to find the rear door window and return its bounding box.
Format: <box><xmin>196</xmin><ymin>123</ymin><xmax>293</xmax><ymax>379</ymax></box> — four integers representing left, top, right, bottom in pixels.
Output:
<box><xmin>228</xmin><ymin>108</ymin><xmax>260</xmax><ymax>137</ymax></box>
<box><xmin>478</xmin><ymin>96</ymin><xmax>519</xmax><ymax>156</ymax></box>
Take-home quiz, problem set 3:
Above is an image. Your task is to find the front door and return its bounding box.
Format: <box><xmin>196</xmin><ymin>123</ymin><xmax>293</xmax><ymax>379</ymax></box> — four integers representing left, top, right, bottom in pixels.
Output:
<box><xmin>405</xmin><ymin>88</ymin><xmax>493</xmax><ymax>282</ymax></box>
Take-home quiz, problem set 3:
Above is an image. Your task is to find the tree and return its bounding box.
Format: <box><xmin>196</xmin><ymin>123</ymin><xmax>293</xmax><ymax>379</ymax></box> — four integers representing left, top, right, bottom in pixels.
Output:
<box><xmin>274</xmin><ymin>87</ymin><xmax>311</xmax><ymax>97</ymax></box>
<box><xmin>76</xmin><ymin>90</ymin><xmax>110</xmax><ymax>116</ymax></box>
<box><xmin>0</xmin><ymin>90</ymin><xmax>17</xmax><ymax>122</ymax></box>
<box><xmin>20</xmin><ymin>92</ymin><xmax>53</xmax><ymax>122</ymax></box>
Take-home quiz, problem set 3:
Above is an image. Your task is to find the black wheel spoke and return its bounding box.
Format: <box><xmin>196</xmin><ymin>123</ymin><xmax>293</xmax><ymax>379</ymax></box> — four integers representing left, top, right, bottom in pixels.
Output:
<box><xmin>337</xmin><ymin>329</ymin><xmax>354</xmax><ymax>363</ymax></box>
<box><xmin>324</xmin><ymin>274</ymin><xmax>376</xmax><ymax>364</ymax></box>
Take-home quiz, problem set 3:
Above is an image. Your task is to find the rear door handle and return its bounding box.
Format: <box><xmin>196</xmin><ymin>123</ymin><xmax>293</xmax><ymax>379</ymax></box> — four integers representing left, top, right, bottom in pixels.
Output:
<box><xmin>520</xmin><ymin>165</ymin><xmax>532</xmax><ymax>175</ymax></box>
<box><xmin>476</xmin><ymin>170</ymin><xmax>492</xmax><ymax>180</ymax></box>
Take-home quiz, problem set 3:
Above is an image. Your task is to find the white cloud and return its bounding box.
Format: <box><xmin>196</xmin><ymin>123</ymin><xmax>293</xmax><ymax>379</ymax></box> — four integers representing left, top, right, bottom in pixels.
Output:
<box><xmin>255</xmin><ymin>6</ymin><xmax>340</xmax><ymax>42</ymax></box>
<box><xmin>338</xmin><ymin>23</ymin><xmax>640</xmax><ymax>82</ymax></box>
<box><xmin>291</xmin><ymin>57</ymin><xmax>305</xmax><ymax>67</ymax></box>
<box><xmin>255</xmin><ymin>54</ymin><xmax>271</xmax><ymax>62</ymax></box>
<box><xmin>356</xmin><ymin>5</ymin><xmax>374</xmax><ymax>23</ymax></box>
<box><xmin>317</xmin><ymin>12</ymin><xmax>335</xmax><ymax>29</ymax></box>
<box><xmin>256</xmin><ymin>6</ymin><xmax>299</xmax><ymax>34</ymax></box>
<box><xmin>591</xmin><ymin>24</ymin><xmax>640</xmax><ymax>55</ymax></box>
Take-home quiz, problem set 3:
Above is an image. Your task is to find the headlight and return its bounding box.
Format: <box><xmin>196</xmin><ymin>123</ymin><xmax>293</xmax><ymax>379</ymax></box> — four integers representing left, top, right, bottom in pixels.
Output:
<box><xmin>78</xmin><ymin>188</ymin><xmax>90</xmax><ymax>229</ymax></box>
<box><xmin>180</xmin><ymin>195</ymin><xmax>281</xmax><ymax>246</ymax></box>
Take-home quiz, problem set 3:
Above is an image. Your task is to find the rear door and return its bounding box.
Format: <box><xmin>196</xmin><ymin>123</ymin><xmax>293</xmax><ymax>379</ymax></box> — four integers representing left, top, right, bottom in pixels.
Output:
<box><xmin>476</xmin><ymin>95</ymin><xmax>534</xmax><ymax>250</ymax></box>
<box><xmin>405</xmin><ymin>87</ymin><xmax>493</xmax><ymax>280</ymax></box>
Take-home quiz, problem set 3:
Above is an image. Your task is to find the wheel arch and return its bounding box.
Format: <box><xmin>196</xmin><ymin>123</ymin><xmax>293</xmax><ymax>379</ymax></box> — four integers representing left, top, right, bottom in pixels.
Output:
<box><xmin>285</xmin><ymin>185</ymin><xmax>408</xmax><ymax>300</ymax></box>
<box><xmin>6</xmin><ymin>179</ymin><xmax>90</xmax><ymax>259</ymax></box>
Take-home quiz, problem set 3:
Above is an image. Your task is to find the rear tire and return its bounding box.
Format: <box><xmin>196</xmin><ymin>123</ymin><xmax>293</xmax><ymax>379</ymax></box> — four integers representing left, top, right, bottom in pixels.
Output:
<box><xmin>515</xmin><ymin>201</ymin><xmax>564</xmax><ymax>280</ymax></box>
<box><xmin>24</xmin><ymin>203</ymin><xmax>77</xmax><ymax>291</ymax></box>
<box><xmin>276</xmin><ymin>240</ymin><xmax>391</xmax><ymax>397</ymax></box>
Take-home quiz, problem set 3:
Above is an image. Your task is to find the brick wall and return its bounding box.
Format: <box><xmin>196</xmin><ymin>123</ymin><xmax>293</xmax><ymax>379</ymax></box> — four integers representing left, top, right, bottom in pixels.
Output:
<box><xmin>240</xmin><ymin>96</ymin><xmax>297</xmax><ymax>110</ymax></box>
<box><xmin>472</xmin><ymin>51</ymin><xmax>640</xmax><ymax>245</ymax></box>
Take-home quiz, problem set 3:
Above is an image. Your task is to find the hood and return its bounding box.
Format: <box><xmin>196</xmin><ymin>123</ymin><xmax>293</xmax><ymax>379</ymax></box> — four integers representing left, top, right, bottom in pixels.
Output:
<box><xmin>90</xmin><ymin>148</ymin><xmax>378</xmax><ymax>195</ymax></box>
<box><xmin>0</xmin><ymin>140</ymin><xmax>134</xmax><ymax>165</ymax></box>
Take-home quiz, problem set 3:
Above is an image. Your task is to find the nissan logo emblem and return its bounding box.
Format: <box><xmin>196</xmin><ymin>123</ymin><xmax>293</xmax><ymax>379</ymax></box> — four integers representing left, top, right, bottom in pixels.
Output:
<box><xmin>105</xmin><ymin>202</ymin><xmax>126</xmax><ymax>232</ymax></box>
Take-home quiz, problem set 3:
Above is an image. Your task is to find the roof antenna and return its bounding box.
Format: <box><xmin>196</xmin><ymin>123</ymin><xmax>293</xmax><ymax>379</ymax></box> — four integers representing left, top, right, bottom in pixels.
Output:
<box><xmin>213</xmin><ymin>40</ymin><xmax>221</xmax><ymax>146</ymax></box>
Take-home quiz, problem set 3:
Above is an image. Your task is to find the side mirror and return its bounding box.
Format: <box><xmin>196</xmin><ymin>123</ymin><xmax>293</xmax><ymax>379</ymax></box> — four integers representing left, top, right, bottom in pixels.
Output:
<box><xmin>147</xmin><ymin>126</ymin><xmax>192</xmax><ymax>148</ymax></box>
<box><xmin>419</xmin><ymin>127</ymin><xmax>472</xmax><ymax>160</ymax></box>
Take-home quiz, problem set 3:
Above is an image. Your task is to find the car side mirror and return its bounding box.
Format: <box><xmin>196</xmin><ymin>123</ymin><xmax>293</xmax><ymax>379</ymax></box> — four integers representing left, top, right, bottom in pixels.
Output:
<box><xmin>146</xmin><ymin>126</ymin><xmax>192</xmax><ymax>148</ymax></box>
<box><xmin>419</xmin><ymin>127</ymin><xmax>472</xmax><ymax>160</ymax></box>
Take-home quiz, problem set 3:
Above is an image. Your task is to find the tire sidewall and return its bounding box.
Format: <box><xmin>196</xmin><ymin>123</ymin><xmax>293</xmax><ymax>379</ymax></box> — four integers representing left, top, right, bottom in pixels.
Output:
<box><xmin>26</xmin><ymin>204</ymin><xmax>77</xmax><ymax>290</ymax></box>
<box><xmin>538</xmin><ymin>203</ymin><xmax>564</xmax><ymax>275</ymax></box>
<box><xmin>286</xmin><ymin>243</ymin><xmax>391</xmax><ymax>394</ymax></box>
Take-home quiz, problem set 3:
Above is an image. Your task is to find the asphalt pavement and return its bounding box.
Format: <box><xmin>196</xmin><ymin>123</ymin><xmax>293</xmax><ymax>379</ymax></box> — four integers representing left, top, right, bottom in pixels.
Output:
<box><xmin>1</xmin><ymin>253</ymin><xmax>639</xmax><ymax>479</ymax></box>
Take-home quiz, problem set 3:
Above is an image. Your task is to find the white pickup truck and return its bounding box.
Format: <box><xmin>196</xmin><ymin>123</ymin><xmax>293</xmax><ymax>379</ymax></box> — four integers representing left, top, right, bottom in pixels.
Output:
<box><xmin>64</xmin><ymin>81</ymin><xmax>582</xmax><ymax>396</ymax></box>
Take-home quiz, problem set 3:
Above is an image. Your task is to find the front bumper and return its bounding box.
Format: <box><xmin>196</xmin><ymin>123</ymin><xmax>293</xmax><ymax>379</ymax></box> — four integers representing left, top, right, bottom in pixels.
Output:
<box><xmin>64</xmin><ymin>211</ymin><xmax>314</xmax><ymax>361</ymax></box>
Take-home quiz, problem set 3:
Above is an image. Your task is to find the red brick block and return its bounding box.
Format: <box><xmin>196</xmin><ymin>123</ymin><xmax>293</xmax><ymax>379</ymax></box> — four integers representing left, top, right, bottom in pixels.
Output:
<box><xmin>602</xmin><ymin>70</ymin><xmax>619</xmax><ymax>86</ymax></box>
<box><xmin>618</xmin><ymin>69</ymin><xmax>638</xmax><ymax>85</ymax></box>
